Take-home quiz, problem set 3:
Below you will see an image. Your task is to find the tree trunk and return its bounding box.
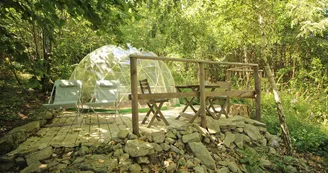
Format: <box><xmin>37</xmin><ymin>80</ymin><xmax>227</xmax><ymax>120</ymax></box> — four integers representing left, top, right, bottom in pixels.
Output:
<box><xmin>260</xmin><ymin>15</ymin><xmax>293</xmax><ymax>155</ymax></box>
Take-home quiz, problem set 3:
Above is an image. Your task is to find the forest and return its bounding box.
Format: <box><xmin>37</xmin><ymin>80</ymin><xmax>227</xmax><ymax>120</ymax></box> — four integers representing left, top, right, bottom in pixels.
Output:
<box><xmin>0</xmin><ymin>0</ymin><xmax>327</xmax><ymax>172</ymax></box>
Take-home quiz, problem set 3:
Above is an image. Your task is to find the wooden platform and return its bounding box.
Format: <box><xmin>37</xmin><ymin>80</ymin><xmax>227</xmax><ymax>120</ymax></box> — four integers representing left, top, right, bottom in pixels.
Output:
<box><xmin>7</xmin><ymin>106</ymin><xmax>195</xmax><ymax>156</ymax></box>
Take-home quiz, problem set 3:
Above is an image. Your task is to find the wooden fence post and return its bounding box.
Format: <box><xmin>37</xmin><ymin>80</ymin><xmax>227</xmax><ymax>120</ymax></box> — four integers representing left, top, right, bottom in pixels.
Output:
<box><xmin>254</xmin><ymin>66</ymin><xmax>261</xmax><ymax>120</ymax></box>
<box><xmin>130</xmin><ymin>56</ymin><xmax>140</xmax><ymax>136</ymax></box>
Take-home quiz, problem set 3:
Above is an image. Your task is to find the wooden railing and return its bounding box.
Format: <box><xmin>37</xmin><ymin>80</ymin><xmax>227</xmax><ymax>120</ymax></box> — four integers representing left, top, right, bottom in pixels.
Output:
<box><xmin>130</xmin><ymin>54</ymin><xmax>261</xmax><ymax>135</ymax></box>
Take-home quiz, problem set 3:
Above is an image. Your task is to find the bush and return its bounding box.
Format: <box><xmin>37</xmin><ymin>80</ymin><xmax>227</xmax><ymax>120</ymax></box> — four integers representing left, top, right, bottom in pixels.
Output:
<box><xmin>261</xmin><ymin>92</ymin><xmax>328</xmax><ymax>157</ymax></box>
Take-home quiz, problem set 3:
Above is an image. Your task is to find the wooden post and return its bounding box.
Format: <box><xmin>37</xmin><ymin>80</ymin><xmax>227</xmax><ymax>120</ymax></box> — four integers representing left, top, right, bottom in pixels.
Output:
<box><xmin>226</xmin><ymin>69</ymin><xmax>232</xmax><ymax>114</ymax></box>
<box><xmin>199</xmin><ymin>62</ymin><xmax>206</xmax><ymax>128</ymax></box>
<box><xmin>130</xmin><ymin>56</ymin><xmax>140</xmax><ymax>136</ymax></box>
<box><xmin>254</xmin><ymin>66</ymin><xmax>261</xmax><ymax>120</ymax></box>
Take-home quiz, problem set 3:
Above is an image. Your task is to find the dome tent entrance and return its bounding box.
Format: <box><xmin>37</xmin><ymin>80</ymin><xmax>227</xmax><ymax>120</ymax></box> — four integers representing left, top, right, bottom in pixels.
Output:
<box><xmin>69</xmin><ymin>45</ymin><xmax>177</xmax><ymax>109</ymax></box>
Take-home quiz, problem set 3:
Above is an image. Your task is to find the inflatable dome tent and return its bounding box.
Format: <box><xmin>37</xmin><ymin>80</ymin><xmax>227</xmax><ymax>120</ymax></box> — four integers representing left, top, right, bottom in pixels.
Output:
<box><xmin>69</xmin><ymin>45</ymin><xmax>177</xmax><ymax>108</ymax></box>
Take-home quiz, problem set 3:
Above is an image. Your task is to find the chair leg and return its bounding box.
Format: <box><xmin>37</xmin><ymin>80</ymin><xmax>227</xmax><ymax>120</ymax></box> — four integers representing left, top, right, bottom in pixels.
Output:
<box><xmin>147</xmin><ymin>102</ymin><xmax>169</xmax><ymax>128</ymax></box>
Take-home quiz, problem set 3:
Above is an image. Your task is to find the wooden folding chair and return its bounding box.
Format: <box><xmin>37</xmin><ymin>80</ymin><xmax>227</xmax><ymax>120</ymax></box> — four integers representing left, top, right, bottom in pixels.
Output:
<box><xmin>206</xmin><ymin>81</ymin><xmax>232</xmax><ymax>119</ymax></box>
<box><xmin>139</xmin><ymin>79</ymin><xmax>170</xmax><ymax>128</ymax></box>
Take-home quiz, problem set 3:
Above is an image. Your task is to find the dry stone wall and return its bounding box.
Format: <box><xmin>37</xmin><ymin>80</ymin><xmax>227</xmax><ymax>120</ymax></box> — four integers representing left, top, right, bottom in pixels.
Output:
<box><xmin>2</xmin><ymin>116</ymin><xmax>303</xmax><ymax>173</ymax></box>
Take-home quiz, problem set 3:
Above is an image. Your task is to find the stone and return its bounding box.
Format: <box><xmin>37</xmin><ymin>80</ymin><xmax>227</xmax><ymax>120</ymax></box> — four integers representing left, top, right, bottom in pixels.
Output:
<box><xmin>117</xmin><ymin>129</ymin><xmax>129</xmax><ymax>139</ymax></box>
<box><xmin>160</xmin><ymin>143</ymin><xmax>170</xmax><ymax>151</ymax></box>
<box><xmin>150</xmin><ymin>143</ymin><xmax>163</xmax><ymax>152</ymax></box>
<box><xmin>166</xmin><ymin>131</ymin><xmax>177</xmax><ymax>139</ymax></box>
<box><xmin>194</xmin><ymin>166</ymin><xmax>206</xmax><ymax>173</ymax></box>
<box><xmin>207</xmin><ymin>118</ymin><xmax>221</xmax><ymax>134</ymax></box>
<box><xmin>203</xmin><ymin>137</ymin><xmax>211</xmax><ymax>144</ymax></box>
<box><xmin>165</xmin><ymin>137</ymin><xmax>175</xmax><ymax>144</ymax></box>
<box><xmin>113</xmin><ymin>148</ymin><xmax>124</xmax><ymax>157</ymax></box>
<box><xmin>236</xmin><ymin>128</ymin><xmax>243</xmax><ymax>133</ymax></box>
<box><xmin>182</xmin><ymin>133</ymin><xmax>201</xmax><ymax>143</ymax></box>
<box><xmin>129</xmin><ymin>133</ymin><xmax>138</xmax><ymax>140</ymax></box>
<box><xmin>79</xmin><ymin>146</ymin><xmax>89</xmax><ymax>156</ymax></box>
<box><xmin>218</xmin><ymin>167</ymin><xmax>229</xmax><ymax>173</ymax></box>
<box><xmin>269</xmin><ymin>147</ymin><xmax>277</xmax><ymax>154</ymax></box>
<box><xmin>223</xmin><ymin>132</ymin><xmax>235</xmax><ymax>147</ymax></box>
<box><xmin>129</xmin><ymin>164</ymin><xmax>142</xmax><ymax>173</ymax></box>
<box><xmin>244</xmin><ymin>124</ymin><xmax>262</xmax><ymax>141</ymax></box>
<box><xmin>137</xmin><ymin>156</ymin><xmax>150</xmax><ymax>164</ymax></box>
<box><xmin>213</xmin><ymin>154</ymin><xmax>221</xmax><ymax>161</ymax></box>
<box><xmin>9</xmin><ymin>121</ymin><xmax>40</xmax><ymax>135</ymax></box>
<box><xmin>170</xmin><ymin>145</ymin><xmax>180</xmax><ymax>154</ymax></box>
<box><xmin>124</xmin><ymin>140</ymin><xmax>154</xmax><ymax>157</ymax></box>
<box><xmin>245</xmin><ymin>118</ymin><xmax>266</xmax><ymax>127</ymax></box>
<box><xmin>81</xmin><ymin>155</ymin><xmax>117</xmax><ymax>173</ymax></box>
<box><xmin>20</xmin><ymin>161</ymin><xmax>42</xmax><ymax>173</ymax></box>
<box><xmin>0</xmin><ymin>135</ymin><xmax>14</xmax><ymax>155</ymax></box>
<box><xmin>227</xmin><ymin>161</ymin><xmax>239</xmax><ymax>173</ymax></box>
<box><xmin>188</xmin><ymin>142</ymin><xmax>216</xmax><ymax>169</ymax></box>
<box><xmin>234</xmin><ymin>134</ymin><xmax>244</xmax><ymax>148</ymax></box>
<box><xmin>152</xmin><ymin>131</ymin><xmax>166</xmax><ymax>143</ymax></box>
<box><xmin>25</xmin><ymin>146</ymin><xmax>53</xmax><ymax>165</ymax></box>
<box><xmin>186</xmin><ymin>160</ymin><xmax>195</xmax><ymax>168</ymax></box>
<box><xmin>167</xmin><ymin>163</ymin><xmax>177</xmax><ymax>173</ymax></box>
<box><xmin>260</xmin><ymin>158</ymin><xmax>272</xmax><ymax>168</ymax></box>
<box><xmin>243</xmin><ymin>134</ymin><xmax>251</xmax><ymax>143</ymax></box>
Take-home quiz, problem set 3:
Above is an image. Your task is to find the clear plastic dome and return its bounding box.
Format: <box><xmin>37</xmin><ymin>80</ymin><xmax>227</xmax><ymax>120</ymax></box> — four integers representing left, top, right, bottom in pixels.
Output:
<box><xmin>69</xmin><ymin>45</ymin><xmax>177</xmax><ymax>108</ymax></box>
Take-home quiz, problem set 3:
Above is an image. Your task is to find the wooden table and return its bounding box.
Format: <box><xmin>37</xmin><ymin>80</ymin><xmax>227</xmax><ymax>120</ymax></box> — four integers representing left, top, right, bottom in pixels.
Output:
<box><xmin>175</xmin><ymin>84</ymin><xmax>225</xmax><ymax>121</ymax></box>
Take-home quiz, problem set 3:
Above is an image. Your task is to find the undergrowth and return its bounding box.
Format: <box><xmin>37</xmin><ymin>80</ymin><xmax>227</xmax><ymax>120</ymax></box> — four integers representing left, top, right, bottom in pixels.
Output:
<box><xmin>261</xmin><ymin>91</ymin><xmax>328</xmax><ymax>167</ymax></box>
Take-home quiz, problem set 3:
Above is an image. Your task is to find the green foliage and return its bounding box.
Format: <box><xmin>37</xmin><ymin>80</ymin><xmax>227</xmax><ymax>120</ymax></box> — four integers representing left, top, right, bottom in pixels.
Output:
<box><xmin>261</xmin><ymin>92</ymin><xmax>328</xmax><ymax>157</ymax></box>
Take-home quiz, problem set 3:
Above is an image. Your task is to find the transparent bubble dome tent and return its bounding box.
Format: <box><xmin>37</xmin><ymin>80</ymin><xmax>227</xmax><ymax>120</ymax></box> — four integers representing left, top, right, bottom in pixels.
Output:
<box><xmin>69</xmin><ymin>45</ymin><xmax>177</xmax><ymax>109</ymax></box>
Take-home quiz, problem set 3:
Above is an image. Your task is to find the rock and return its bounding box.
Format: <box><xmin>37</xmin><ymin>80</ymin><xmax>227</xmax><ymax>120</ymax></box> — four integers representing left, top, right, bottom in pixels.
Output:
<box><xmin>244</xmin><ymin>124</ymin><xmax>262</xmax><ymax>141</ymax></box>
<box><xmin>269</xmin><ymin>147</ymin><xmax>277</xmax><ymax>154</ymax></box>
<box><xmin>186</xmin><ymin>160</ymin><xmax>195</xmax><ymax>168</ymax></box>
<box><xmin>188</xmin><ymin>142</ymin><xmax>216</xmax><ymax>169</ymax></box>
<box><xmin>182</xmin><ymin>133</ymin><xmax>201</xmax><ymax>143</ymax></box>
<box><xmin>160</xmin><ymin>143</ymin><xmax>170</xmax><ymax>151</ymax></box>
<box><xmin>245</xmin><ymin>118</ymin><xmax>266</xmax><ymax>127</ymax></box>
<box><xmin>79</xmin><ymin>145</ymin><xmax>89</xmax><ymax>155</ymax></box>
<box><xmin>81</xmin><ymin>155</ymin><xmax>117</xmax><ymax>173</ymax></box>
<box><xmin>170</xmin><ymin>145</ymin><xmax>181</xmax><ymax>154</ymax></box>
<box><xmin>223</xmin><ymin>132</ymin><xmax>235</xmax><ymax>147</ymax></box>
<box><xmin>167</xmin><ymin>163</ymin><xmax>177</xmax><ymax>173</ymax></box>
<box><xmin>20</xmin><ymin>161</ymin><xmax>42</xmax><ymax>173</ymax></box>
<box><xmin>113</xmin><ymin>148</ymin><xmax>124</xmax><ymax>157</ymax></box>
<box><xmin>234</xmin><ymin>134</ymin><xmax>244</xmax><ymax>148</ymax></box>
<box><xmin>213</xmin><ymin>154</ymin><xmax>221</xmax><ymax>161</ymax></box>
<box><xmin>260</xmin><ymin>158</ymin><xmax>272</xmax><ymax>168</ymax></box>
<box><xmin>243</xmin><ymin>134</ymin><xmax>251</xmax><ymax>143</ymax></box>
<box><xmin>227</xmin><ymin>161</ymin><xmax>239</xmax><ymax>173</ymax></box>
<box><xmin>9</xmin><ymin>121</ymin><xmax>40</xmax><ymax>135</ymax></box>
<box><xmin>124</xmin><ymin>140</ymin><xmax>154</xmax><ymax>157</ymax></box>
<box><xmin>194</xmin><ymin>165</ymin><xmax>206</xmax><ymax>173</ymax></box>
<box><xmin>218</xmin><ymin>167</ymin><xmax>229</xmax><ymax>173</ymax></box>
<box><xmin>0</xmin><ymin>135</ymin><xmax>14</xmax><ymax>155</ymax></box>
<box><xmin>165</xmin><ymin>137</ymin><xmax>175</xmax><ymax>144</ymax></box>
<box><xmin>152</xmin><ymin>131</ymin><xmax>165</xmax><ymax>143</ymax></box>
<box><xmin>129</xmin><ymin>133</ymin><xmax>138</xmax><ymax>140</ymax></box>
<box><xmin>203</xmin><ymin>137</ymin><xmax>211</xmax><ymax>144</ymax></box>
<box><xmin>117</xmin><ymin>129</ymin><xmax>129</xmax><ymax>139</ymax></box>
<box><xmin>137</xmin><ymin>156</ymin><xmax>150</xmax><ymax>164</ymax></box>
<box><xmin>207</xmin><ymin>118</ymin><xmax>221</xmax><ymax>134</ymax></box>
<box><xmin>129</xmin><ymin>164</ymin><xmax>142</xmax><ymax>173</ymax></box>
<box><xmin>25</xmin><ymin>146</ymin><xmax>53</xmax><ymax>165</ymax></box>
<box><xmin>166</xmin><ymin>131</ymin><xmax>177</xmax><ymax>139</ymax></box>
<box><xmin>286</xmin><ymin>165</ymin><xmax>298</xmax><ymax>173</ymax></box>
<box><xmin>150</xmin><ymin>143</ymin><xmax>163</xmax><ymax>152</ymax></box>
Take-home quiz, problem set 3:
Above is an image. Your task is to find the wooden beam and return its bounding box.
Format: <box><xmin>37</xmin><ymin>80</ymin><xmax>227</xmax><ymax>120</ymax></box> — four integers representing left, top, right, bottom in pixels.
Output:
<box><xmin>130</xmin><ymin>57</ymin><xmax>140</xmax><ymax>136</ymax></box>
<box><xmin>131</xmin><ymin>92</ymin><xmax>198</xmax><ymax>100</ymax></box>
<box><xmin>129</xmin><ymin>54</ymin><xmax>259</xmax><ymax>67</ymax></box>
<box><xmin>205</xmin><ymin>90</ymin><xmax>256</xmax><ymax>98</ymax></box>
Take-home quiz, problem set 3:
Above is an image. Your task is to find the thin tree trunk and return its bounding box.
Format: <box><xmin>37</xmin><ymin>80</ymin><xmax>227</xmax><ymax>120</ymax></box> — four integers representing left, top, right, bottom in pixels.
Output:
<box><xmin>260</xmin><ymin>15</ymin><xmax>293</xmax><ymax>155</ymax></box>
